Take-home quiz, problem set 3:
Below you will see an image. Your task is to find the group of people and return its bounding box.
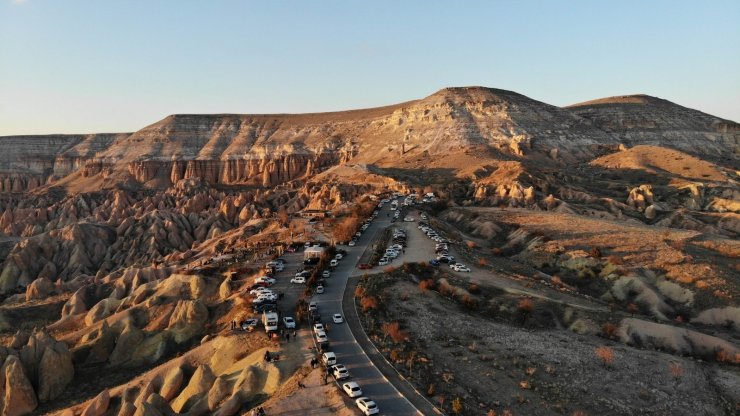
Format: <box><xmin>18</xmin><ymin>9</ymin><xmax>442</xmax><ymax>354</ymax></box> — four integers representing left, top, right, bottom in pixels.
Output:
<box><xmin>250</xmin><ymin>407</ymin><xmax>266</xmax><ymax>416</ymax></box>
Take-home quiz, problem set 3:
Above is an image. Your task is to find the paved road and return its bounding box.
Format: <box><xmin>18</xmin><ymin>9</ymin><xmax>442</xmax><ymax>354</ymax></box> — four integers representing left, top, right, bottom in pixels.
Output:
<box><xmin>310</xmin><ymin>201</ymin><xmax>424</xmax><ymax>416</ymax></box>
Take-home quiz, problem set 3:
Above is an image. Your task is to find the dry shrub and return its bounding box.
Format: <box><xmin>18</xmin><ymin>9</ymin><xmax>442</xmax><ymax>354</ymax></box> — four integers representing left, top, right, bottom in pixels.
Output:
<box><xmin>461</xmin><ymin>295</ymin><xmax>478</xmax><ymax>310</ymax></box>
<box><xmin>360</xmin><ymin>296</ymin><xmax>378</xmax><ymax>313</ymax></box>
<box><xmin>384</xmin><ymin>265</ymin><xmax>396</xmax><ymax>274</ymax></box>
<box><xmin>354</xmin><ymin>286</ymin><xmax>366</xmax><ymax>298</ymax></box>
<box><xmin>589</xmin><ymin>247</ymin><xmax>602</xmax><ymax>258</ymax></box>
<box><xmin>502</xmin><ymin>410</ymin><xmax>513</xmax><ymax>416</ymax></box>
<box><xmin>525</xmin><ymin>367</ymin><xmax>537</xmax><ymax>376</ymax></box>
<box><xmin>468</xmin><ymin>283</ymin><xmax>480</xmax><ymax>294</ymax></box>
<box><xmin>572</xmin><ymin>411</ymin><xmax>587</xmax><ymax>416</ymax></box>
<box><xmin>595</xmin><ymin>346</ymin><xmax>614</xmax><ymax>367</ymax></box>
<box><xmin>607</xmin><ymin>255</ymin><xmax>624</xmax><ymax>265</ymax></box>
<box><xmin>381</xmin><ymin>321</ymin><xmax>409</xmax><ymax>343</ymax></box>
<box><xmin>491</xmin><ymin>247</ymin><xmax>503</xmax><ymax>256</ymax></box>
<box><xmin>487</xmin><ymin>411</ymin><xmax>497</xmax><ymax>416</ymax></box>
<box><xmin>715</xmin><ymin>349</ymin><xmax>740</xmax><ymax>364</ymax></box>
<box><xmin>669</xmin><ymin>362</ymin><xmax>683</xmax><ymax>378</ymax></box>
<box><xmin>627</xmin><ymin>303</ymin><xmax>639</xmax><ymax>315</ymax></box>
<box><xmin>389</xmin><ymin>349</ymin><xmax>403</xmax><ymax>362</ymax></box>
<box><xmin>333</xmin><ymin>216</ymin><xmax>361</xmax><ymax>242</ymax></box>
<box><xmin>452</xmin><ymin>397</ymin><xmax>463</xmax><ymax>414</ymax></box>
<box><xmin>517</xmin><ymin>298</ymin><xmax>534</xmax><ymax>313</ymax></box>
<box><xmin>551</xmin><ymin>276</ymin><xmax>562</xmax><ymax>286</ymax></box>
<box><xmin>465</xmin><ymin>240</ymin><xmax>477</xmax><ymax>249</ymax></box>
<box><xmin>419</xmin><ymin>279</ymin><xmax>435</xmax><ymax>292</ymax></box>
<box><xmin>427</xmin><ymin>383</ymin><xmax>435</xmax><ymax>396</ymax></box>
<box><xmin>478</xmin><ymin>258</ymin><xmax>488</xmax><ymax>266</ymax></box>
<box><xmin>601</xmin><ymin>323</ymin><xmax>618</xmax><ymax>339</ymax></box>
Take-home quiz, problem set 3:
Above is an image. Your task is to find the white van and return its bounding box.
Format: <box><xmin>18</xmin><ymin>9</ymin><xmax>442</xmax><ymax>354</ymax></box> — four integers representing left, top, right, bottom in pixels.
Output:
<box><xmin>322</xmin><ymin>352</ymin><xmax>337</xmax><ymax>366</ymax></box>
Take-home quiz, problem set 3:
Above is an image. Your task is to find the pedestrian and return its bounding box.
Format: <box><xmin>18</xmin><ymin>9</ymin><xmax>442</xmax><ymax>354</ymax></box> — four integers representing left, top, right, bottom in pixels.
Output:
<box><xmin>292</xmin><ymin>330</ymin><xmax>297</xmax><ymax>338</ymax></box>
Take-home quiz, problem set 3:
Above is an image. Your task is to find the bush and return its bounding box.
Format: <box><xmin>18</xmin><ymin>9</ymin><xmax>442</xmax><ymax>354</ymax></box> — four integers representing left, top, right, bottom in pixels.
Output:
<box><xmin>384</xmin><ymin>265</ymin><xmax>396</xmax><ymax>274</ymax></box>
<box><xmin>669</xmin><ymin>362</ymin><xmax>683</xmax><ymax>379</ymax></box>
<box><xmin>419</xmin><ymin>279</ymin><xmax>435</xmax><ymax>293</ymax></box>
<box><xmin>465</xmin><ymin>240</ymin><xmax>477</xmax><ymax>249</ymax></box>
<box><xmin>381</xmin><ymin>321</ymin><xmax>409</xmax><ymax>343</ymax></box>
<box><xmin>517</xmin><ymin>298</ymin><xmax>534</xmax><ymax>313</ymax></box>
<box><xmin>360</xmin><ymin>296</ymin><xmax>378</xmax><ymax>313</ymax></box>
<box><xmin>452</xmin><ymin>397</ymin><xmax>463</xmax><ymax>414</ymax></box>
<box><xmin>589</xmin><ymin>247</ymin><xmax>602</xmax><ymax>258</ymax></box>
<box><xmin>354</xmin><ymin>286</ymin><xmax>366</xmax><ymax>298</ymax></box>
<box><xmin>601</xmin><ymin>322</ymin><xmax>618</xmax><ymax>339</ymax></box>
<box><xmin>478</xmin><ymin>258</ymin><xmax>488</xmax><ymax>266</ymax></box>
<box><xmin>468</xmin><ymin>283</ymin><xmax>480</xmax><ymax>294</ymax></box>
<box><xmin>461</xmin><ymin>295</ymin><xmax>478</xmax><ymax>310</ymax></box>
<box><xmin>595</xmin><ymin>346</ymin><xmax>614</xmax><ymax>367</ymax></box>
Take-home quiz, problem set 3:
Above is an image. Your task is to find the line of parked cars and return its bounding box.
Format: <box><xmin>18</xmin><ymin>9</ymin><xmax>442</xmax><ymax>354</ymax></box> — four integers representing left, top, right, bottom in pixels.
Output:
<box><xmin>420</xmin><ymin>219</ymin><xmax>471</xmax><ymax>272</ymax></box>
<box><xmin>378</xmin><ymin>228</ymin><xmax>407</xmax><ymax>266</ymax></box>
<box><xmin>320</xmin><ymin>331</ymin><xmax>379</xmax><ymax>415</ymax></box>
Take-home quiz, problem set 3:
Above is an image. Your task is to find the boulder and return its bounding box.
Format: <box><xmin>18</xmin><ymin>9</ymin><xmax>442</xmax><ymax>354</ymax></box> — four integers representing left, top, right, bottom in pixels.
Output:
<box><xmin>25</xmin><ymin>278</ymin><xmax>53</xmax><ymax>301</ymax></box>
<box><xmin>171</xmin><ymin>364</ymin><xmax>215</xmax><ymax>413</ymax></box>
<box><xmin>159</xmin><ymin>366</ymin><xmax>184</xmax><ymax>401</ymax></box>
<box><xmin>109</xmin><ymin>323</ymin><xmax>144</xmax><ymax>365</ymax></box>
<box><xmin>37</xmin><ymin>342</ymin><xmax>75</xmax><ymax>402</ymax></box>
<box><xmin>1</xmin><ymin>355</ymin><xmax>38</xmax><ymax>416</ymax></box>
<box><xmin>81</xmin><ymin>389</ymin><xmax>110</xmax><ymax>416</ymax></box>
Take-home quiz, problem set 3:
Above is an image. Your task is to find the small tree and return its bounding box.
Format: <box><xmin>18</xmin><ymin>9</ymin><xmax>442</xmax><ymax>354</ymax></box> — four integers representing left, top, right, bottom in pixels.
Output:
<box><xmin>419</xmin><ymin>279</ymin><xmax>435</xmax><ymax>294</ymax></box>
<box><xmin>381</xmin><ymin>321</ymin><xmax>408</xmax><ymax>343</ymax></box>
<box><xmin>595</xmin><ymin>346</ymin><xmax>614</xmax><ymax>367</ymax></box>
<box><xmin>452</xmin><ymin>397</ymin><xmax>463</xmax><ymax>414</ymax></box>
<box><xmin>669</xmin><ymin>362</ymin><xmax>683</xmax><ymax>383</ymax></box>
<box><xmin>517</xmin><ymin>298</ymin><xmax>534</xmax><ymax>325</ymax></box>
<box><xmin>627</xmin><ymin>303</ymin><xmax>639</xmax><ymax>316</ymax></box>
<box><xmin>601</xmin><ymin>322</ymin><xmax>618</xmax><ymax>339</ymax></box>
<box><xmin>360</xmin><ymin>296</ymin><xmax>378</xmax><ymax>313</ymax></box>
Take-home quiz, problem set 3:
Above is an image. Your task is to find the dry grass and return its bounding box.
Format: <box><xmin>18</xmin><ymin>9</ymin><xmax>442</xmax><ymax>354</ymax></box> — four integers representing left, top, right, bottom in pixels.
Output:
<box><xmin>595</xmin><ymin>346</ymin><xmax>615</xmax><ymax>367</ymax></box>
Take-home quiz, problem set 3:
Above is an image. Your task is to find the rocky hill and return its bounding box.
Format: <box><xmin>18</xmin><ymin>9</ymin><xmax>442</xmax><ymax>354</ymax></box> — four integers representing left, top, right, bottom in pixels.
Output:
<box><xmin>1</xmin><ymin>87</ymin><xmax>736</xmax><ymax>193</ymax></box>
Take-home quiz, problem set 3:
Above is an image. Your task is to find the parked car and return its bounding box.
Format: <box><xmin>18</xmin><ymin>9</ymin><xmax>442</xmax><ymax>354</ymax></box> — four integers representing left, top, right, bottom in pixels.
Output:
<box><xmin>342</xmin><ymin>382</ymin><xmax>363</xmax><ymax>398</ymax></box>
<box><xmin>322</xmin><ymin>352</ymin><xmax>337</xmax><ymax>366</ymax></box>
<box><xmin>290</xmin><ymin>276</ymin><xmax>306</xmax><ymax>284</ymax></box>
<box><xmin>355</xmin><ymin>397</ymin><xmax>379</xmax><ymax>415</ymax></box>
<box><xmin>331</xmin><ymin>364</ymin><xmax>350</xmax><ymax>380</ymax></box>
<box><xmin>309</xmin><ymin>301</ymin><xmax>318</xmax><ymax>312</ymax></box>
<box><xmin>241</xmin><ymin>318</ymin><xmax>259</xmax><ymax>331</ymax></box>
<box><xmin>282</xmin><ymin>317</ymin><xmax>296</xmax><ymax>329</ymax></box>
<box><xmin>332</xmin><ymin>313</ymin><xmax>344</xmax><ymax>324</ymax></box>
<box><xmin>316</xmin><ymin>285</ymin><xmax>325</xmax><ymax>294</ymax></box>
<box><xmin>403</xmin><ymin>216</ymin><xmax>414</xmax><ymax>222</ymax></box>
<box><xmin>313</xmin><ymin>323</ymin><xmax>325</xmax><ymax>334</ymax></box>
<box><xmin>330</xmin><ymin>259</ymin><xmax>338</xmax><ymax>267</ymax></box>
<box><xmin>255</xmin><ymin>276</ymin><xmax>276</xmax><ymax>285</ymax></box>
<box><xmin>322</xmin><ymin>270</ymin><xmax>331</xmax><ymax>278</ymax></box>
<box><xmin>377</xmin><ymin>259</ymin><xmax>388</xmax><ymax>266</ymax></box>
<box><xmin>252</xmin><ymin>303</ymin><xmax>276</xmax><ymax>313</ymax></box>
<box><xmin>335</xmin><ymin>253</ymin><xmax>343</xmax><ymax>260</ymax></box>
<box><xmin>315</xmin><ymin>331</ymin><xmax>328</xmax><ymax>343</ymax></box>
<box><xmin>348</xmin><ymin>240</ymin><xmax>356</xmax><ymax>246</ymax></box>
<box><xmin>429</xmin><ymin>259</ymin><xmax>440</xmax><ymax>266</ymax></box>
<box><xmin>357</xmin><ymin>263</ymin><xmax>371</xmax><ymax>269</ymax></box>
<box><xmin>453</xmin><ymin>264</ymin><xmax>471</xmax><ymax>272</ymax></box>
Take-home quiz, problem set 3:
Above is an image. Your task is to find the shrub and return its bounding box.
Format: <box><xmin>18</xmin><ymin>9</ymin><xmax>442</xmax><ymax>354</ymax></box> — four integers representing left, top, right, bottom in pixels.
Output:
<box><xmin>551</xmin><ymin>275</ymin><xmax>562</xmax><ymax>286</ymax></box>
<box><xmin>419</xmin><ymin>279</ymin><xmax>435</xmax><ymax>293</ymax></box>
<box><xmin>360</xmin><ymin>296</ymin><xmax>378</xmax><ymax>313</ymax></box>
<box><xmin>461</xmin><ymin>295</ymin><xmax>478</xmax><ymax>310</ymax></box>
<box><xmin>465</xmin><ymin>240</ymin><xmax>477</xmax><ymax>249</ymax></box>
<box><xmin>478</xmin><ymin>258</ymin><xmax>488</xmax><ymax>266</ymax></box>
<box><xmin>354</xmin><ymin>286</ymin><xmax>366</xmax><ymax>298</ymax></box>
<box><xmin>589</xmin><ymin>247</ymin><xmax>602</xmax><ymax>258</ymax></box>
<box><xmin>468</xmin><ymin>283</ymin><xmax>480</xmax><ymax>294</ymax></box>
<box><xmin>627</xmin><ymin>303</ymin><xmax>639</xmax><ymax>315</ymax></box>
<box><xmin>452</xmin><ymin>397</ymin><xmax>463</xmax><ymax>414</ymax></box>
<box><xmin>491</xmin><ymin>247</ymin><xmax>503</xmax><ymax>256</ymax></box>
<box><xmin>517</xmin><ymin>298</ymin><xmax>534</xmax><ymax>313</ymax></box>
<box><xmin>381</xmin><ymin>321</ymin><xmax>409</xmax><ymax>343</ymax></box>
<box><xmin>601</xmin><ymin>323</ymin><xmax>618</xmax><ymax>339</ymax></box>
<box><xmin>607</xmin><ymin>255</ymin><xmax>624</xmax><ymax>265</ymax></box>
<box><xmin>595</xmin><ymin>346</ymin><xmax>614</xmax><ymax>367</ymax></box>
<box><xmin>669</xmin><ymin>362</ymin><xmax>683</xmax><ymax>379</ymax></box>
<box><xmin>427</xmin><ymin>383</ymin><xmax>435</xmax><ymax>396</ymax></box>
<box><xmin>384</xmin><ymin>265</ymin><xmax>396</xmax><ymax>274</ymax></box>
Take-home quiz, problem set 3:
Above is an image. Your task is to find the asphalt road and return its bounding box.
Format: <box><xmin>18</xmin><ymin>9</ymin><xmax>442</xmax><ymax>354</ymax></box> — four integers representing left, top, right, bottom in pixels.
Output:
<box><xmin>310</xmin><ymin>201</ymin><xmax>423</xmax><ymax>416</ymax></box>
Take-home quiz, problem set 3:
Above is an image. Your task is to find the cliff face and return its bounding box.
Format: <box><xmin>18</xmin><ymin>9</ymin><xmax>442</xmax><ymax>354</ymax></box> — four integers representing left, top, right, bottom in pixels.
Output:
<box><xmin>566</xmin><ymin>95</ymin><xmax>740</xmax><ymax>158</ymax></box>
<box><xmin>0</xmin><ymin>87</ymin><xmax>737</xmax><ymax>193</ymax></box>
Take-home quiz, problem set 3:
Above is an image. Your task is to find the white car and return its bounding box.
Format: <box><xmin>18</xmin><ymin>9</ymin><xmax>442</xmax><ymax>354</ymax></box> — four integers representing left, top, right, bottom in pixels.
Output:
<box><xmin>390</xmin><ymin>244</ymin><xmax>403</xmax><ymax>250</ymax></box>
<box><xmin>335</xmin><ymin>253</ymin><xmax>343</xmax><ymax>260</ymax></box>
<box><xmin>332</xmin><ymin>314</ymin><xmax>344</xmax><ymax>324</ymax></box>
<box><xmin>330</xmin><ymin>259</ymin><xmax>338</xmax><ymax>267</ymax></box>
<box><xmin>342</xmin><ymin>382</ymin><xmax>363</xmax><ymax>398</ymax></box>
<box><xmin>322</xmin><ymin>270</ymin><xmax>331</xmax><ymax>278</ymax></box>
<box><xmin>355</xmin><ymin>397</ymin><xmax>379</xmax><ymax>415</ymax></box>
<box><xmin>322</xmin><ymin>352</ymin><xmax>337</xmax><ymax>366</ymax></box>
<box><xmin>331</xmin><ymin>364</ymin><xmax>350</xmax><ymax>380</ymax></box>
<box><xmin>316</xmin><ymin>285</ymin><xmax>324</xmax><ymax>294</ymax></box>
<box><xmin>377</xmin><ymin>259</ymin><xmax>388</xmax><ymax>266</ymax></box>
<box><xmin>290</xmin><ymin>276</ymin><xmax>306</xmax><ymax>284</ymax></box>
<box><xmin>313</xmin><ymin>323</ymin><xmax>325</xmax><ymax>334</ymax></box>
<box><xmin>309</xmin><ymin>301</ymin><xmax>318</xmax><ymax>312</ymax></box>
<box><xmin>386</xmin><ymin>251</ymin><xmax>398</xmax><ymax>259</ymax></box>
<box><xmin>257</xmin><ymin>293</ymin><xmax>277</xmax><ymax>301</ymax></box>
<box><xmin>249</xmin><ymin>288</ymin><xmax>272</xmax><ymax>296</ymax></box>
<box><xmin>282</xmin><ymin>317</ymin><xmax>296</xmax><ymax>329</ymax></box>
<box><xmin>404</xmin><ymin>216</ymin><xmax>414</xmax><ymax>222</ymax></box>
<box><xmin>315</xmin><ymin>331</ymin><xmax>328</xmax><ymax>343</ymax></box>
<box><xmin>348</xmin><ymin>241</ymin><xmax>356</xmax><ymax>247</ymax></box>
<box><xmin>255</xmin><ymin>277</ymin><xmax>276</xmax><ymax>285</ymax></box>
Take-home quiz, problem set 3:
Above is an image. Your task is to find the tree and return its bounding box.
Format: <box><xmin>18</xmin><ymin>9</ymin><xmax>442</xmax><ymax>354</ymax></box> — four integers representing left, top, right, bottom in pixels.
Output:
<box><xmin>452</xmin><ymin>397</ymin><xmax>463</xmax><ymax>414</ymax></box>
<box><xmin>360</xmin><ymin>296</ymin><xmax>378</xmax><ymax>313</ymax></box>
<box><xmin>381</xmin><ymin>321</ymin><xmax>408</xmax><ymax>343</ymax></box>
<box><xmin>517</xmin><ymin>298</ymin><xmax>534</xmax><ymax>325</ymax></box>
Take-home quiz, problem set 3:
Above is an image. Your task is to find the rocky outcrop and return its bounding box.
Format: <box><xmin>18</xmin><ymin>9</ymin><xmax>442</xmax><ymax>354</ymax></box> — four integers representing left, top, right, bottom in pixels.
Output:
<box><xmin>1</xmin><ymin>355</ymin><xmax>38</xmax><ymax>416</ymax></box>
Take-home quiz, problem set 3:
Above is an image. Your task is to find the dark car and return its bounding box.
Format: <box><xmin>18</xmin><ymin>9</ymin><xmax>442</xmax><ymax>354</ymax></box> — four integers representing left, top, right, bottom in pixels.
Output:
<box><xmin>311</xmin><ymin>313</ymin><xmax>322</xmax><ymax>323</ymax></box>
<box><xmin>358</xmin><ymin>263</ymin><xmax>372</xmax><ymax>270</ymax></box>
<box><xmin>253</xmin><ymin>303</ymin><xmax>277</xmax><ymax>313</ymax></box>
<box><xmin>429</xmin><ymin>259</ymin><xmax>440</xmax><ymax>266</ymax></box>
<box><xmin>304</xmin><ymin>258</ymin><xmax>320</xmax><ymax>265</ymax></box>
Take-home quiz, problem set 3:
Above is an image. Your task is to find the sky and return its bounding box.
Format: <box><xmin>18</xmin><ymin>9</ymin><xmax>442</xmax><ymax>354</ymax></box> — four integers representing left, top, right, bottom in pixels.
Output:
<box><xmin>1</xmin><ymin>0</ymin><xmax>739</xmax><ymax>135</ymax></box>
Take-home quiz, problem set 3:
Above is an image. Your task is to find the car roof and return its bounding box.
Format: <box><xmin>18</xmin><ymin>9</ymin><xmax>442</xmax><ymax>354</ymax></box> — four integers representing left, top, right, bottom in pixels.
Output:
<box><xmin>323</xmin><ymin>352</ymin><xmax>336</xmax><ymax>357</ymax></box>
<box><xmin>344</xmin><ymin>381</ymin><xmax>359</xmax><ymax>387</ymax></box>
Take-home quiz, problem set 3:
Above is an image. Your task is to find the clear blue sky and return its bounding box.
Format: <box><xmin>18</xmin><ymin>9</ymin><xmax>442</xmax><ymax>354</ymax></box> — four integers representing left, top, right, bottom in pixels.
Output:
<box><xmin>1</xmin><ymin>0</ymin><xmax>739</xmax><ymax>135</ymax></box>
